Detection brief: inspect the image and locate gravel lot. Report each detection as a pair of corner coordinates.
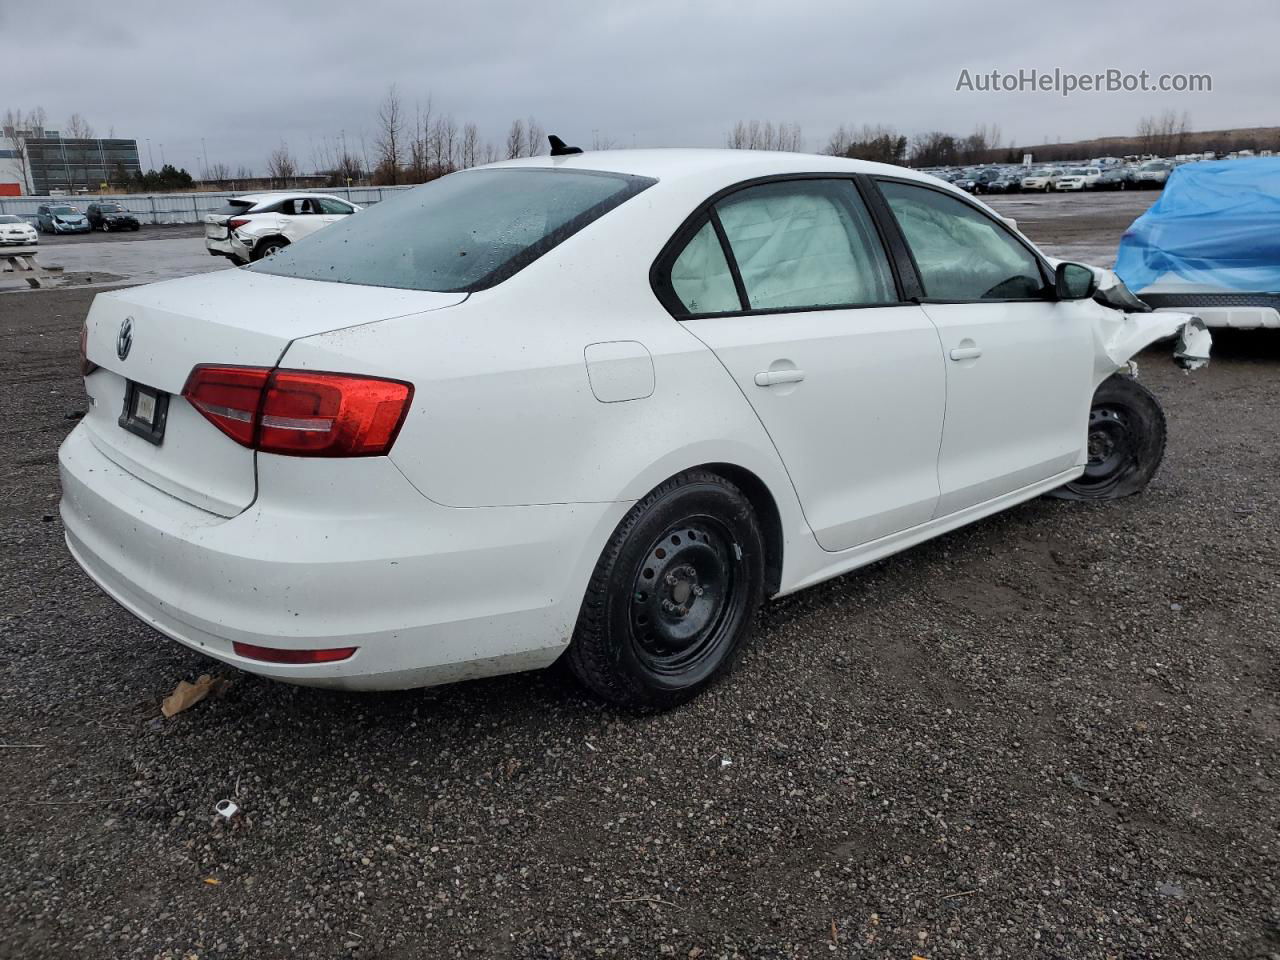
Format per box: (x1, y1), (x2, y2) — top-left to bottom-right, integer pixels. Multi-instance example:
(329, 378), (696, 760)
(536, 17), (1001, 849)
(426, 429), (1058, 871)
(0, 198), (1277, 959)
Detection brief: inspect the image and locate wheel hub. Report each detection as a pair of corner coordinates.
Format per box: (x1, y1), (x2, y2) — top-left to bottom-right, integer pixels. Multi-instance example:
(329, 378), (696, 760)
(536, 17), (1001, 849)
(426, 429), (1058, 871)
(1083, 405), (1132, 479)
(630, 521), (734, 671)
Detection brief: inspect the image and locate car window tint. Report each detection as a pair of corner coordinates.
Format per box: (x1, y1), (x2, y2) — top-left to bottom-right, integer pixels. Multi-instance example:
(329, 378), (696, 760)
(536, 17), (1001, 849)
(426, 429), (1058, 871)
(714, 180), (894, 310)
(668, 220), (740, 314)
(879, 181), (1045, 300)
(251, 168), (655, 293)
(317, 198), (353, 215)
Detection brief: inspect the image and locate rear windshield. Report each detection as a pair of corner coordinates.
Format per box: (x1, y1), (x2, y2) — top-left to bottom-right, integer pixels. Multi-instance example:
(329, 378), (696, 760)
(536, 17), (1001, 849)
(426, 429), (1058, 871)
(249, 167), (656, 293)
(215, 200), (255, 215)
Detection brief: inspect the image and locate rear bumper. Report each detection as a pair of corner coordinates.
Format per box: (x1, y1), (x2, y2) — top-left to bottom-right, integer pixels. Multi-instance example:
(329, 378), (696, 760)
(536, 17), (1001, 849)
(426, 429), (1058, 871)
(205, 234), (251, 262)
(58, 425), (627, 690)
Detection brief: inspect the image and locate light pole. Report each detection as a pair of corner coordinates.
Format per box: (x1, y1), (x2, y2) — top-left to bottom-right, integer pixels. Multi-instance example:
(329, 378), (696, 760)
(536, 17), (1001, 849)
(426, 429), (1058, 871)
(201, 137), (210, 179)
(146, 138), (155, 170)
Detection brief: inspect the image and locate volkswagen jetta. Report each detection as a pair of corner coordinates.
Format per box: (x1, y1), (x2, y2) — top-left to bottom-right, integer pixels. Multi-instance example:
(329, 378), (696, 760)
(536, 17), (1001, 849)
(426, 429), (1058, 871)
(61, 148), (1209, 708)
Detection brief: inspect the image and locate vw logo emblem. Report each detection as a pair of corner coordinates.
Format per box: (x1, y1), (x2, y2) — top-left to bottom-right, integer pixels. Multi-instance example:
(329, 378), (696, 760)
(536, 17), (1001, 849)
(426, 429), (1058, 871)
(116, 317), (133, 361)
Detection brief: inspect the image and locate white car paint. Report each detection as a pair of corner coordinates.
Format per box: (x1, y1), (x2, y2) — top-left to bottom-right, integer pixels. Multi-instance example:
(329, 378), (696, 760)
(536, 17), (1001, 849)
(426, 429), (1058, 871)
(0, 214), (38, 246)
(203, 191), (360, 264)
(1054, 168), (1102, 191)
(61, 149), (1208, 693)
(1020, 167), (1063, 191)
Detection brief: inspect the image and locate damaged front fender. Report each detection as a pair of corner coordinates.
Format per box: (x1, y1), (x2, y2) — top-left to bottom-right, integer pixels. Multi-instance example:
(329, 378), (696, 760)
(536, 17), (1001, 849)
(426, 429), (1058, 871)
(1087, 266), (1212, 384)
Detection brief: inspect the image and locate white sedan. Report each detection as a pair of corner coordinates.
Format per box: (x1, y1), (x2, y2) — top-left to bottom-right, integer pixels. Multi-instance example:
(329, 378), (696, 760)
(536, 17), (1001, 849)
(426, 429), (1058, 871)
(0, 214), (38, 246)
(61, 148), (1209, 708)
(204, 192), (360, 264)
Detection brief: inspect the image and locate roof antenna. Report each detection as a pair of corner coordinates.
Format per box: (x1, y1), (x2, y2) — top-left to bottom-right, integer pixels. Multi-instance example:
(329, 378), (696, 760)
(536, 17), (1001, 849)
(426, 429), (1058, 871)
(548, 134), (583, 156)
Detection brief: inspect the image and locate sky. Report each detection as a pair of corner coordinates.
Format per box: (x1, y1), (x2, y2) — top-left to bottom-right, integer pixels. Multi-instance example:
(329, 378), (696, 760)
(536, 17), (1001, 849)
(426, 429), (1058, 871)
(8, 0), (1276, 175)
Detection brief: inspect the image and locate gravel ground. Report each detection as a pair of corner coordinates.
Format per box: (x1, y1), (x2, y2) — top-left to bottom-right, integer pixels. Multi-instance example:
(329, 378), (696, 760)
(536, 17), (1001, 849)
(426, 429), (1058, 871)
(1, 221), (1278, 957)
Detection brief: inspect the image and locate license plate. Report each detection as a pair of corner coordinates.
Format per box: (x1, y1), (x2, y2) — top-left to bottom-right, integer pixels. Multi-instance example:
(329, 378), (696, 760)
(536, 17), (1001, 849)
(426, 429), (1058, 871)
(118, 381), (170, 445)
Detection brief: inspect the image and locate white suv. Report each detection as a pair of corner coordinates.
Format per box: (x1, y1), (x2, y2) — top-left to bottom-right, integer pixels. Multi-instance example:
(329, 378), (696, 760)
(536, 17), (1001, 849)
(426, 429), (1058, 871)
(204, 192), (360, 265)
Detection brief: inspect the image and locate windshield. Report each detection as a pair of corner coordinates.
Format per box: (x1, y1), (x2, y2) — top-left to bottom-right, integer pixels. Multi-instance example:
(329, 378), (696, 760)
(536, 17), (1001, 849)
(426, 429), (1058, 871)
(1142, 161), (1170, 170)
(1068, 169), (1088, 175)
(251, 167), (656, 293)
(0, 215), (23, 224)
(52, 206), (77, 214)
(100, 204), (125, 212)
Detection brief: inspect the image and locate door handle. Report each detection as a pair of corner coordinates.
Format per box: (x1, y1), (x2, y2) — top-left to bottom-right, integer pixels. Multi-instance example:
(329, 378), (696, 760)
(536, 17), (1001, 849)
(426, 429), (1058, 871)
(949, 345), (983, 361)
(754, 369), (806, 387)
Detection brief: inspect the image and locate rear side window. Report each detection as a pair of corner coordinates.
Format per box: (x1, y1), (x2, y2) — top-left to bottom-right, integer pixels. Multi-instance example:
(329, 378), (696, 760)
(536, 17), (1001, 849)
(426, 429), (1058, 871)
(879, 181), (1045, 301)
(317, 197), (354, 215)
(715, 180), (895, 311)
(669, 221), (740, 314)
(251, 168), (655, 292)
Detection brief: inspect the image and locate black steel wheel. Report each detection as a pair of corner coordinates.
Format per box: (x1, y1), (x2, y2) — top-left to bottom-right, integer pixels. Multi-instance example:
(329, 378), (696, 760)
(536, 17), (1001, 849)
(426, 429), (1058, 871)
(568, 470), (766, 709)
(1049, 374), (1167, 501)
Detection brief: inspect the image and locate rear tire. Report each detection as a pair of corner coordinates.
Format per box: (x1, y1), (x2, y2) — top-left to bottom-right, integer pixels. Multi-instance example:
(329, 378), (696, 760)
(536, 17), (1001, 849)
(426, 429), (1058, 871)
(1049, 374), (1167, 501)
(567, 470), (766, 709)
(251, 237), (289, 261)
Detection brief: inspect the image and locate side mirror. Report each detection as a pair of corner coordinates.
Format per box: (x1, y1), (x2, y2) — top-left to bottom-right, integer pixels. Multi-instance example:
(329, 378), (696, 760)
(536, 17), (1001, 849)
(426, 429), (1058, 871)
(1055, 261), (1098, 301)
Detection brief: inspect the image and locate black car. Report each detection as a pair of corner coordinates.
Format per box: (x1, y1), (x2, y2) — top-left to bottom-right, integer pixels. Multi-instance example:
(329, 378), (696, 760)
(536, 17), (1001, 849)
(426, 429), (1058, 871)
(86, 202), (141, 232)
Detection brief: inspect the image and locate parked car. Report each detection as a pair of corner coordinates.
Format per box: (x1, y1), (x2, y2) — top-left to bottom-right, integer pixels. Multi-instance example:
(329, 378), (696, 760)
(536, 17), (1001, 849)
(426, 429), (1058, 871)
(1118, 156), (1280, 330)
(86, 202), (141, 232)
(1020, 167), (1063, 192)
(1134, 160), (1174, 188)
(63, 149), (1209, 709)
(36, 203), (90, 234)
(1054, 167), (1102, 191)
(204, 192), (360, 265)
(0, 213), (38, 246)
(1096, 167), (1134, 191)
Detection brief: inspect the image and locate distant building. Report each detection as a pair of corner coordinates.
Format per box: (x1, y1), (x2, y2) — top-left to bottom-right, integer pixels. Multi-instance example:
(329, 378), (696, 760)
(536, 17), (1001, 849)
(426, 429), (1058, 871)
(0, 134), (28, 195)
(5, 129), (142, 195)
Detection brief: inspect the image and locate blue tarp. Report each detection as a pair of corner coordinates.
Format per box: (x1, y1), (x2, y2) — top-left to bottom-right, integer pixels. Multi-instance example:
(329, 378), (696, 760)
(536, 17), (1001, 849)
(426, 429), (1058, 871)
(1115, 157), (1280, 293)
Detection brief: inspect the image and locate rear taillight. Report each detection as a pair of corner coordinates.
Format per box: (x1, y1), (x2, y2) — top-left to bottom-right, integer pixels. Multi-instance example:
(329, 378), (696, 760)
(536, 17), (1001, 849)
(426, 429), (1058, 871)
(232, 641), (358, 664)
(182, 365), (412, 457)
(227, 217), (250, 230)
(79, 323), (99, 377)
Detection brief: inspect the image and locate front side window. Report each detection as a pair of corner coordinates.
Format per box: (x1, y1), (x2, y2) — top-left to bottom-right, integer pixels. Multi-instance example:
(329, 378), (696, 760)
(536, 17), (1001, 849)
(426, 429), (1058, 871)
(879, 180), (1045, 301)
(713, 179), (895, 311)
(252, 168), (655, 292)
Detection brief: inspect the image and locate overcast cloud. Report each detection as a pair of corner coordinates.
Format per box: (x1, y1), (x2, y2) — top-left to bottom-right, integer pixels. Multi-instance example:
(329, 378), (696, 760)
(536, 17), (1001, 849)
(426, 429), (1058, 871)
(8, 0), (1276, 174)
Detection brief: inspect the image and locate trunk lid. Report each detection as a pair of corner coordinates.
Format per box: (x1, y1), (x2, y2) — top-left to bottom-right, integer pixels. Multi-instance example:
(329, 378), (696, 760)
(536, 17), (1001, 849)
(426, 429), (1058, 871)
(81, 269), (466, 516)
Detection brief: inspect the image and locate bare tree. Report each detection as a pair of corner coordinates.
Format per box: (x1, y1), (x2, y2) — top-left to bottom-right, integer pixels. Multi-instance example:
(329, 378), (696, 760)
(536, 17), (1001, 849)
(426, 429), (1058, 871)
(461, 123), (480, 169)
(2, 107), (37, 191)
(591, 131), (619, 151)
(908, 131), (960, 167)
(726, 120), (802, 151)
(505, 119), (525, 159)
(206, 161), (231, 182)
(64, 113), (95, 139)
(433, 114), (458, 173)
(375, 84), (404, 184)
(523, 117), (544, 158)
(266, 142), (298, 184)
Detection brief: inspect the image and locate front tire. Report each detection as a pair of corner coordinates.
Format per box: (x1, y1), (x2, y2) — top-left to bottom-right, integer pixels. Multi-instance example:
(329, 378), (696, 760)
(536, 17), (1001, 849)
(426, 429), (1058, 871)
(567, 470), (766, 709)
(1050, 374), (1167, 501)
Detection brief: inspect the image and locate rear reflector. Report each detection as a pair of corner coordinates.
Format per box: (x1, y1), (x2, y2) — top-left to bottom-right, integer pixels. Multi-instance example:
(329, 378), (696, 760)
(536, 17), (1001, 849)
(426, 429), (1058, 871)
(79, 323), (99, 377)
(182, 365), (413, 457)
(232, 642), (358, 664)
